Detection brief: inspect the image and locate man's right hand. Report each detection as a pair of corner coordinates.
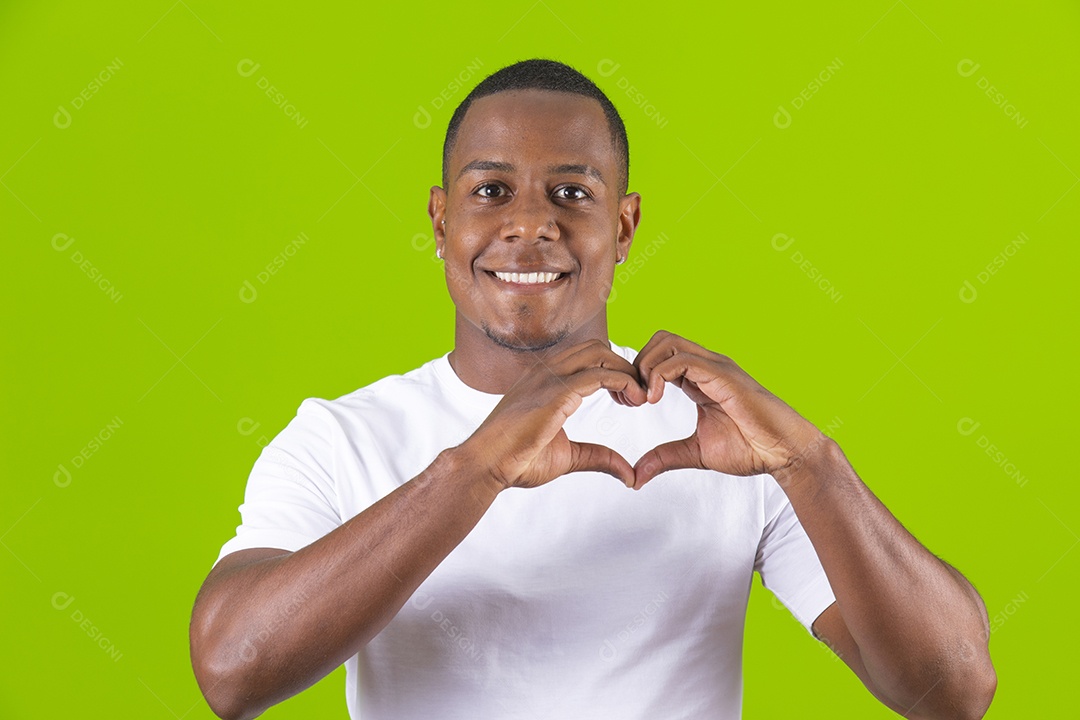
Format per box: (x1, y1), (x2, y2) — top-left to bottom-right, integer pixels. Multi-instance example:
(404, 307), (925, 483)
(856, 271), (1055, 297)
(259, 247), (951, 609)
(458, 340), (648, 491)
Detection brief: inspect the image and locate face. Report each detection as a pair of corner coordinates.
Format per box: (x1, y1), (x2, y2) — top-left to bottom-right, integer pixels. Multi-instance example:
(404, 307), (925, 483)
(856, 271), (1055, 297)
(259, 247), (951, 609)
(429, 89), (640, 353)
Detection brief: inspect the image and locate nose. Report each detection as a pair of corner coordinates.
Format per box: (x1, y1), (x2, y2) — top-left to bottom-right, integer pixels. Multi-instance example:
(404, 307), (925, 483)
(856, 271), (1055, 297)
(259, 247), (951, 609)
(500, 191), (559, 243)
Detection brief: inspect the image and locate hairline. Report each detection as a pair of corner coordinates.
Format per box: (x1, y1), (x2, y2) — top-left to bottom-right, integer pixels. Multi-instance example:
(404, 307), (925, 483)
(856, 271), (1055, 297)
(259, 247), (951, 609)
(442, 88), (628, 195)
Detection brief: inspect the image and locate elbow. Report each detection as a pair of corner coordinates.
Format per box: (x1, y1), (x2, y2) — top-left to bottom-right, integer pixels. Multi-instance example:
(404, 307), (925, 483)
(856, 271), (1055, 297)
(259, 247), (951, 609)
(954, 662), (997, 720)
(191, 654), (260, 720)
(901, 653), (997, 720)
(946, 632), (997, 720)
(190, 612), (264, 720)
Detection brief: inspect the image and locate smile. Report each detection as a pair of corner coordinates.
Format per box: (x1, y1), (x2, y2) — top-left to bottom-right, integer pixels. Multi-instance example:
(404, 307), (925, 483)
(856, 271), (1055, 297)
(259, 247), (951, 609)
(490, 271), (565, 284)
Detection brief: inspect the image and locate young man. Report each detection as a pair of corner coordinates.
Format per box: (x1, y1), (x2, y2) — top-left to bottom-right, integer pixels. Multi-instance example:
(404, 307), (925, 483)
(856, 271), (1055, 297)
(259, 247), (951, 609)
(190, 59), (996, 720)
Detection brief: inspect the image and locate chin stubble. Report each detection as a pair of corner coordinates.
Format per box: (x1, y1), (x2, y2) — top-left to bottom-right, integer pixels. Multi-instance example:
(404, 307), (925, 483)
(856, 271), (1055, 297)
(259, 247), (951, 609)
(480, 320), (571, 353)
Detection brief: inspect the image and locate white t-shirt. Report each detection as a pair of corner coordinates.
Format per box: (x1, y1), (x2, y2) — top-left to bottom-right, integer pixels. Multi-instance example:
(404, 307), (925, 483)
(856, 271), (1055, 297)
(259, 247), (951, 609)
(214, 341), (836, 720)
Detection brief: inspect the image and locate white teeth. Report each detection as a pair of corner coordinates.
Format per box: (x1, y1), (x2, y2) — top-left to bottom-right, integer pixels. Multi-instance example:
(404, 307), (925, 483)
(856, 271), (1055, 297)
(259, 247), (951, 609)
(493, 271), (561, 284)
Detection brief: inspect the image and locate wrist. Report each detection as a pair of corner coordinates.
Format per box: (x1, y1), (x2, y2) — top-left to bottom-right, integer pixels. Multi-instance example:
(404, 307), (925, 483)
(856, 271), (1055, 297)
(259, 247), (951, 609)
(771, 432), (845, 493)
(439, 444), (507, 500)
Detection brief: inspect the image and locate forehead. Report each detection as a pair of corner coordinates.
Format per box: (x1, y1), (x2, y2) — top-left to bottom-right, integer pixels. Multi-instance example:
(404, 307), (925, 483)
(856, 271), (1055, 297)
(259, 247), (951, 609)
(451, 89), (615, 172)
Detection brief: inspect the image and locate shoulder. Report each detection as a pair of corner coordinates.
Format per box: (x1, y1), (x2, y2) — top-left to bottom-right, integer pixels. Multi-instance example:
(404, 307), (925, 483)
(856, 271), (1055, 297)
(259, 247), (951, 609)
(288, 355), (446, 432)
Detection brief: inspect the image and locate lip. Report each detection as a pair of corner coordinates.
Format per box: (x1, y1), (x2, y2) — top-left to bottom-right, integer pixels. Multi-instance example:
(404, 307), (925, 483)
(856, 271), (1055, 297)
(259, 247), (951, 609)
(483, 269), (570, 293)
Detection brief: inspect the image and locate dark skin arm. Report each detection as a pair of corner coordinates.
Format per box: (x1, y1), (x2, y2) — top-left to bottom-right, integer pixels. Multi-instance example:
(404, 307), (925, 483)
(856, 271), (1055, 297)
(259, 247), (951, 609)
(189, 341), (647, 720)
(810, 561), (993, 719)
(629, 330), (996, 720)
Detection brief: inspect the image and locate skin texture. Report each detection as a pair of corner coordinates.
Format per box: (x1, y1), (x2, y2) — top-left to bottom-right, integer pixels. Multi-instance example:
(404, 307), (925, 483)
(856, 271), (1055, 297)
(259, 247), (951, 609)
(189, 88), (996, 720)
(428, 89), (640, 394)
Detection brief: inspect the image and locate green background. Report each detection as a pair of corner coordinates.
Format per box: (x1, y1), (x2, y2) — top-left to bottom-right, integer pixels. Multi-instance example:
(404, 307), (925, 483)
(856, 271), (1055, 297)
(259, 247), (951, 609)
(3, 1), (1076, 717)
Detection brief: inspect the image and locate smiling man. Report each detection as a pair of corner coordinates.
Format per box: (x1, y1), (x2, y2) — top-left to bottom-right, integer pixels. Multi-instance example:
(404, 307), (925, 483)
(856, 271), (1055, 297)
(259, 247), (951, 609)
(190, 59), (996, 720)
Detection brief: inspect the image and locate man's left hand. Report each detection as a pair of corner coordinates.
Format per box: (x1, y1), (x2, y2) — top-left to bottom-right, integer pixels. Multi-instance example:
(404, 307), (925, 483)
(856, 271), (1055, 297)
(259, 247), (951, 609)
(628, 330), (827, 489)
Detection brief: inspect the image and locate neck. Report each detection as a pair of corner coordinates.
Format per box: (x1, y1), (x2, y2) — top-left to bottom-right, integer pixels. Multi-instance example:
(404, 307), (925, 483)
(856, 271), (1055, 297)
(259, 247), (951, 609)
(448, 312), (610, 394)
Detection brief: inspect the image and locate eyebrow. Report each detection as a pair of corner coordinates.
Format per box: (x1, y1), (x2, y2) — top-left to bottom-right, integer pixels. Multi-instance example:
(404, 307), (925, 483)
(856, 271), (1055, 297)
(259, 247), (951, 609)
(457, 160), (606, 185)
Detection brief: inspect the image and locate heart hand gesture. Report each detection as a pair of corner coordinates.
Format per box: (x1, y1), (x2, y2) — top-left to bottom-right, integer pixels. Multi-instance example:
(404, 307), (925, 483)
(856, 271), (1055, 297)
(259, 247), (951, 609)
(460, 340), (648, 491)
(628, 330), (825, 490)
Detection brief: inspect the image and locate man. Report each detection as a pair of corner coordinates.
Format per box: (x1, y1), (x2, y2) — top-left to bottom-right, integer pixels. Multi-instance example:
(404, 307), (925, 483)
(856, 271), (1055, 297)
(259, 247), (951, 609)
(190, 59), (996, 719)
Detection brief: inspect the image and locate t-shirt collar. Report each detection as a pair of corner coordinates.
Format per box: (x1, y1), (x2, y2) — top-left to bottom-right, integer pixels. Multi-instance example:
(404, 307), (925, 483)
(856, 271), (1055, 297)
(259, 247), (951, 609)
(432, 340), (633, 413)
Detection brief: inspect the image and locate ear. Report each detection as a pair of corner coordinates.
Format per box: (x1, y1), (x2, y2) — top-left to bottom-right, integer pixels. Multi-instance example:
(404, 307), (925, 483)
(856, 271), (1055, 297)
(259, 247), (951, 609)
(617, 192), (641, 263)
(428, 185), (447, 257)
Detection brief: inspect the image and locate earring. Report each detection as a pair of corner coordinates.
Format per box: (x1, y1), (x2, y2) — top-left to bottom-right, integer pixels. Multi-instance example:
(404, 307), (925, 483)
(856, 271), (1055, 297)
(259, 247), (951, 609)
(436, 248), (443, 259)
(616, 256), (625, 265)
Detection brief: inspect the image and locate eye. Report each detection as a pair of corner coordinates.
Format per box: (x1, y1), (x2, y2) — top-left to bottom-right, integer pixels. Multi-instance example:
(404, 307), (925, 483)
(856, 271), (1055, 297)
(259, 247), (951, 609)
(553, 185), (590, 201)
(474, 183), (506, 198)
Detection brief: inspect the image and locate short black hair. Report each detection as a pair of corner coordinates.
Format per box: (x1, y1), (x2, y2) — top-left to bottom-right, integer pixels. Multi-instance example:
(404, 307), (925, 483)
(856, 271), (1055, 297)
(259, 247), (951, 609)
(442, 58), (629, 194)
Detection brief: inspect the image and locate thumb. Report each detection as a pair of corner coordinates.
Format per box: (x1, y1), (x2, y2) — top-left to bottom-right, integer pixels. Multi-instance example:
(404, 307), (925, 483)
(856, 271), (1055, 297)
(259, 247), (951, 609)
(633, 434), (704, 490)
(568, 441), (636, 488)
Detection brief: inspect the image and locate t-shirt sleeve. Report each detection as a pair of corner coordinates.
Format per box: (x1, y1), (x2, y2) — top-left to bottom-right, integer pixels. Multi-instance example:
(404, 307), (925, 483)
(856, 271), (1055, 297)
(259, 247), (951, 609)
(754, 475), (836, 636)
(212, 398), (343, 570)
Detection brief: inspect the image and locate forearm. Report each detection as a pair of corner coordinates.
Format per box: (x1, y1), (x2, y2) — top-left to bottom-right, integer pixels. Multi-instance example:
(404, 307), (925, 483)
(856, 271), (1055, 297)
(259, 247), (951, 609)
(191, 446), (502, 720)
(773, 439), (994, 717)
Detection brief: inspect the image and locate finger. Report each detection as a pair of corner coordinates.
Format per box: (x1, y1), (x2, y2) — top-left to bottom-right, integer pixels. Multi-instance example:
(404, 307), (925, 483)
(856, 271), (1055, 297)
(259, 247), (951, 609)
(672, 376), (711, 405)
(634, 332), (715, 402)
(569, 440), (636, 487)
(646, 352), (739, 405)
(554, 341), (648, 398)
(631, 329), (678, 388)
(566, 366), (649, 407)
(632, 435), (703, 490)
